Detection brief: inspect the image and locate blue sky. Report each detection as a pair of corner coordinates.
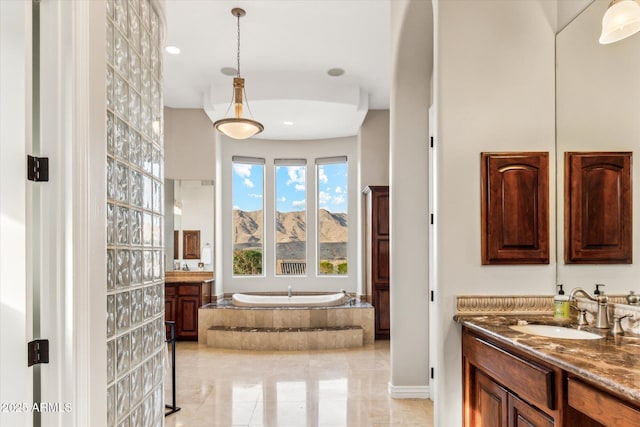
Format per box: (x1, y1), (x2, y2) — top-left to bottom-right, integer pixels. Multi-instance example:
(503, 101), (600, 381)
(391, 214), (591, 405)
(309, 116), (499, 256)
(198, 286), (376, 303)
(232, 162), (348, 213)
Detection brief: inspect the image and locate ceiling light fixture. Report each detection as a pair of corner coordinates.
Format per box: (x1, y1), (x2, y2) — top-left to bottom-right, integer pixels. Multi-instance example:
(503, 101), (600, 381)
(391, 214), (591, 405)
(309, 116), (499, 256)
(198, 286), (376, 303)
(165, 45), (181, 55)
(283, 121), (294, 126)
(599, 0), (640, 44)
(213, 8), (264, 139)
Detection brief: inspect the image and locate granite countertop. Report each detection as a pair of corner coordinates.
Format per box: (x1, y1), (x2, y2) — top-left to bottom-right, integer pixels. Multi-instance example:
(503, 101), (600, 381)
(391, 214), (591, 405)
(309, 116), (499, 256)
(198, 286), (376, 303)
(456, 314), (640, 405)
(165, 271), (214, 283)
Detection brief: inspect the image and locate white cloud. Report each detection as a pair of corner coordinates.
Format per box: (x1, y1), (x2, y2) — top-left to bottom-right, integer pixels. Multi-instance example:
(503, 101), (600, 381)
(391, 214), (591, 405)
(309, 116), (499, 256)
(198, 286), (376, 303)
(292, 200), (306, 207)
(335, 186), (343, 194)
(248, 193), (263, 199)
(319, 168), (328, 184)
(332, 195), (346, 205)
(244, 178), (254, 188)
(233, 163), (252, 178)
(233, 205), (240, 210)
(286, 166), (305, 186)
(319, 191), (331, 206)
(295, 184), (305, 191)
(279, 196), (286, 202)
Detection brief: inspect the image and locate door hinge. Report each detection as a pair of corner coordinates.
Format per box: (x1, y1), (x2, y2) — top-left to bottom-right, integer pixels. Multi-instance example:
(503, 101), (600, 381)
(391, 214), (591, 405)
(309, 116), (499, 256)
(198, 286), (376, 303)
(430, 367), (435, 379)
(27, 155), (49, 182)
(430, 136), (434, 148)
(430, 290), (435, 302)
(27, 339), (49, 367)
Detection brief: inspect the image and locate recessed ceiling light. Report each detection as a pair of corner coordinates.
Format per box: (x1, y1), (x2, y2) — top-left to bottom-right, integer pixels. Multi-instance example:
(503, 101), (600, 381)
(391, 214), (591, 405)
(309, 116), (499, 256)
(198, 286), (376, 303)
(327, 68), (345, 77)
(165, 46), (181, 55)
(283, 121), (294, 126)
(220, 67), (238, 76)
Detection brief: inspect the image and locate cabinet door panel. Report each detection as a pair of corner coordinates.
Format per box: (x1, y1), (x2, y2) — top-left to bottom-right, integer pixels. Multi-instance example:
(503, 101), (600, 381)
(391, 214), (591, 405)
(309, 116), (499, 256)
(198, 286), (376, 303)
(476, 370), (509, 427)
(182, 230), (201, 259)
(374, 192), (389, 236)
(374, 239), (390, 282)
(509, 394), (554, 427)
(481, 152), (549, 264)
(177, 296), (199, 339)
(373, 287), (390, 339)
(565, 152), (632, 263)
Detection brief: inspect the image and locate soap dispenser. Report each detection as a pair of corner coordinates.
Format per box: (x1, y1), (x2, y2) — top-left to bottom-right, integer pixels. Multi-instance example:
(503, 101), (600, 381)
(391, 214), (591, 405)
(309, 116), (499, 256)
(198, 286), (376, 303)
(554, 284), (570, 321)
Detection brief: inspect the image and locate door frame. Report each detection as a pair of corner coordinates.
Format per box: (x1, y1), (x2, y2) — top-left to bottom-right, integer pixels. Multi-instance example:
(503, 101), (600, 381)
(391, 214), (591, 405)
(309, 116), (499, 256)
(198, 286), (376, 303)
(36, 1), (107, 425)
(1, 1), (32, 425)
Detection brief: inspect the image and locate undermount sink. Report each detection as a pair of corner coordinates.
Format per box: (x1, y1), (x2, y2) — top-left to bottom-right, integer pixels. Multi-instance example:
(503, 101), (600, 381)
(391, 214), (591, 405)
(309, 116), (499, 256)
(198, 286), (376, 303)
(509, 324), (603, 340)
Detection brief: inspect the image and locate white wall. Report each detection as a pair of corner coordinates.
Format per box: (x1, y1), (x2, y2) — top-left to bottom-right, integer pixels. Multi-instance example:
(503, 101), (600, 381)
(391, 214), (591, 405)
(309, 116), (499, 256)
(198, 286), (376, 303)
(359, 110), (390, 188)
(434, 1), (556, 425)
(164, 107), (216, 180)
(557, 0), (593, 32)
(389, 0), (432, 398)
(556, 0), (640, 294)
(358, 110), (390, 298)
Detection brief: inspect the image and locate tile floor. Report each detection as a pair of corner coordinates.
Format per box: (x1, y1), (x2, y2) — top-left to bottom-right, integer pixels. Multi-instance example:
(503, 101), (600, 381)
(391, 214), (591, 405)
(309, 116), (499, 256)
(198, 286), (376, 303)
(164, 340), (434, 427)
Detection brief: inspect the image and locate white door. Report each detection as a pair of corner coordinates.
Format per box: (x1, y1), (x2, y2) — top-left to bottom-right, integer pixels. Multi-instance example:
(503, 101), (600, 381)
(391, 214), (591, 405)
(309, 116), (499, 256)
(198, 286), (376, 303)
(2, 2), (107, 426)
(1, 1), (33, 426)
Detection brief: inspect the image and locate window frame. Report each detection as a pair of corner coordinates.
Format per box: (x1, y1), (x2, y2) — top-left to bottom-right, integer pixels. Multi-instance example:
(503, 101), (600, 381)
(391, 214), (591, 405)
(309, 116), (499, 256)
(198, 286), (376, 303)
(231, 156), (266, 278)
(274, 159), (308, 277)
(217, 137), (359, 295)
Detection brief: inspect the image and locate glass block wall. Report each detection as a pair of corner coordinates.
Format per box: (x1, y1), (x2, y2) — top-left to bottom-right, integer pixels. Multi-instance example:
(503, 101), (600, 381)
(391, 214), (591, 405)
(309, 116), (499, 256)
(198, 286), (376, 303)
(106, 0), (165, 426)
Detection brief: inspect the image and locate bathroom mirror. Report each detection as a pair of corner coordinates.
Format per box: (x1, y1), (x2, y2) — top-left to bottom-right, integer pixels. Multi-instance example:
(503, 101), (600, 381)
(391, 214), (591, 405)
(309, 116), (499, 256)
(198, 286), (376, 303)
(165, 179), (214, 271)
(556, 0), (640, 295)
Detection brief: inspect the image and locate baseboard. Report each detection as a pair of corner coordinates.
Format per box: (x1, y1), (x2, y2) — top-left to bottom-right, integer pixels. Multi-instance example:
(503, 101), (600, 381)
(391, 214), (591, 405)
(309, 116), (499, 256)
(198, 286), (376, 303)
(388, 383), (431, 399)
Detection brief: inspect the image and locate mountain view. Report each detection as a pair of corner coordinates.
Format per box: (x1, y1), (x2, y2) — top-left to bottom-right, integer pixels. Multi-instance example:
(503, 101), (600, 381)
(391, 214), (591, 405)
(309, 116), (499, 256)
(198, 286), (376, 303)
(233, 209), (347, 260)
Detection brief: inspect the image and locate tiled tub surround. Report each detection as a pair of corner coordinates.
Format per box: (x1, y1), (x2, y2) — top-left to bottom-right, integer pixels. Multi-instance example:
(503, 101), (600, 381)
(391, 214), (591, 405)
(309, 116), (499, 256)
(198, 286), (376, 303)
(199, 299), (375, 350)
(456, 314), (640, 407)
(106, 0), (165, 426)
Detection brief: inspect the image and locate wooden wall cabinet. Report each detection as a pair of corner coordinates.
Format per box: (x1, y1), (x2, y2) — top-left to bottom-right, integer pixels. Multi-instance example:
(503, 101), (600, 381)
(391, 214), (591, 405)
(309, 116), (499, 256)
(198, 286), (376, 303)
(182, 230), (201, 260)
(481, 152), (549, 265)
(363, 186), (390, 339)
(565, 152), (632, 264)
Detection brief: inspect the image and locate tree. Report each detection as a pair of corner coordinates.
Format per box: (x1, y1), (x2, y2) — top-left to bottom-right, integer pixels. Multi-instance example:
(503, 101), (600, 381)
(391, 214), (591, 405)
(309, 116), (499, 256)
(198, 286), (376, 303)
(233, 249), (262, 275)
(337, 263), (348, 274)
(319, 261), (334, 274)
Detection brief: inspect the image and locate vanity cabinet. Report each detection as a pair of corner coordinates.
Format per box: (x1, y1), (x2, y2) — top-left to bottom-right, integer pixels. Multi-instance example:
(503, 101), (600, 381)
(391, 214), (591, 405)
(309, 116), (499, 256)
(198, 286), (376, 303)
(475, 370), (554, 427)
(567, 377), (640, 426)
(463, 325), (640, 427)
(165, 273), (213, 340)
(463, 328), (558, 427)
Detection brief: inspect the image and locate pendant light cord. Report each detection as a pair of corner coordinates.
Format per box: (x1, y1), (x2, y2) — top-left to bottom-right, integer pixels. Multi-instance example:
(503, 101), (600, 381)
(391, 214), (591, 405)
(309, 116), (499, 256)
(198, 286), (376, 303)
(236, 11), (241, 77)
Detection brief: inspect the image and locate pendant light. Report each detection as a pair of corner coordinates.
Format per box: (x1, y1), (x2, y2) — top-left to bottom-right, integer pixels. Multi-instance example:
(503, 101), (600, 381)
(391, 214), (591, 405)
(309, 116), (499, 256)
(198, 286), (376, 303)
(599, 0), (640, 44)
(213, 8), (264, 139)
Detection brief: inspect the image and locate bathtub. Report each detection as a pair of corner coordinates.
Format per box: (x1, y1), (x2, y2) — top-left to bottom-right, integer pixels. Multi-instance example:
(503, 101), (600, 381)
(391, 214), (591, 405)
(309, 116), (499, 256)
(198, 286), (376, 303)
(231, 292), (347, 307)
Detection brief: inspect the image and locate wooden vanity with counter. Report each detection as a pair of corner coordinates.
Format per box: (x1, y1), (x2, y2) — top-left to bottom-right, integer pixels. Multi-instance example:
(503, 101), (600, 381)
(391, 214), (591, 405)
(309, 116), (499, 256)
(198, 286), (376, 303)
(165, 271), (214, 340)
(458, 315), (640, 427)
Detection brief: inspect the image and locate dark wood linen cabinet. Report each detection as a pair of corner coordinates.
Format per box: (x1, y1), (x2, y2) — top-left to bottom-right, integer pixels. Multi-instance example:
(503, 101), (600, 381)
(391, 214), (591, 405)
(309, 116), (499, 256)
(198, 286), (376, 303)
(364, 186), (390, 340)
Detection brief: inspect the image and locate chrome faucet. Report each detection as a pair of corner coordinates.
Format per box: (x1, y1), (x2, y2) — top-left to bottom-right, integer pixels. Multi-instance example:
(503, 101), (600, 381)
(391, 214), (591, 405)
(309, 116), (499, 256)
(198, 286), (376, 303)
(288, 285), (292, 298)
(569, 287), (610, 329)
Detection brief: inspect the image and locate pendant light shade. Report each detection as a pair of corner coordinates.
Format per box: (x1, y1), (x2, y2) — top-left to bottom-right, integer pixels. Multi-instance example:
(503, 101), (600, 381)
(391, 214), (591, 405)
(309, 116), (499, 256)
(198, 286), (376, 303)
(599, 0), (640, 44)
(213, 8), (264, 139)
